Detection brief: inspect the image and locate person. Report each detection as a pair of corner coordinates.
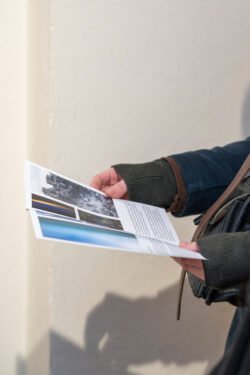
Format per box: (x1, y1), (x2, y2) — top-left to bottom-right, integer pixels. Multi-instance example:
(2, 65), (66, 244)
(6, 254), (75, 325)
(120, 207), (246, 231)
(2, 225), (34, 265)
(90, 137), (250, 349)
(209, 281), (250, 375)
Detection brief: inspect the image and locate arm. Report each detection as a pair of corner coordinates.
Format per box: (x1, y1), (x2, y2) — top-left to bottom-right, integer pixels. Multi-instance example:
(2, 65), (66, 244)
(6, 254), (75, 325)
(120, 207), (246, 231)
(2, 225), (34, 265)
(112, 138), (250, 216)
(169, 137), (250, 216)
(198, 231), (250, 289)
(91, 158), (180, 210)
(91, 140), (250, 290)
(177, 231), (250, 290)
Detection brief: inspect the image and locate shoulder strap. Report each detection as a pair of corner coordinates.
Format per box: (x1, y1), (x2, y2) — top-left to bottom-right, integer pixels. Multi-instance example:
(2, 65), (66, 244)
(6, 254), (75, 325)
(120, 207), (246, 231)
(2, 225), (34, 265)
(177, 154), (250, 320)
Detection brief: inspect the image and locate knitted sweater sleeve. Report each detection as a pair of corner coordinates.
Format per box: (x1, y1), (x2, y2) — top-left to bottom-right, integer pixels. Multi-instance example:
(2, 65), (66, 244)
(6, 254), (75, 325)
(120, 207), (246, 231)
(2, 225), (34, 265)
(198, 231), (250, 289)
(113, 158), (184, 212)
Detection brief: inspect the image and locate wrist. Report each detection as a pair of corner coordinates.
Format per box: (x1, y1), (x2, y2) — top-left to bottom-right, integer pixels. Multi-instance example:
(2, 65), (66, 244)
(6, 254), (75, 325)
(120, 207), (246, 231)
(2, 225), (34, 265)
(113, 159), (178, 210)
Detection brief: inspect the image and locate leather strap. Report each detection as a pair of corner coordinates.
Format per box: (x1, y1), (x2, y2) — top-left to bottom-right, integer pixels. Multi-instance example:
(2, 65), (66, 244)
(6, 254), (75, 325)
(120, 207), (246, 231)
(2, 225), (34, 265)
(176, 154), (250, 320)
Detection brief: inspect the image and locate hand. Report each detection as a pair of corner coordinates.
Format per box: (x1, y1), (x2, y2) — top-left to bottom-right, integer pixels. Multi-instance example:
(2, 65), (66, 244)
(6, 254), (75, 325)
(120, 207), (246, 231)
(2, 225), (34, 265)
(90, 168), (129, 199)
(172, 241), (205, 280)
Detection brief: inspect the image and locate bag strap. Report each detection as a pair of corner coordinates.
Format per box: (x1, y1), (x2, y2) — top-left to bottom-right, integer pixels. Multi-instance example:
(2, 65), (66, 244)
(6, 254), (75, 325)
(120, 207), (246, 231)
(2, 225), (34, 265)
(176, 154), (250, 320)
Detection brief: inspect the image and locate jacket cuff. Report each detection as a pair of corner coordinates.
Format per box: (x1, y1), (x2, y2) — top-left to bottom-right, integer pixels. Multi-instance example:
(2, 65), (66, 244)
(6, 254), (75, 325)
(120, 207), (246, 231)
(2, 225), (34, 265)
(197, 232), (250, 289)
(165, 157), (188, 213)
(113, 159), (178, 210)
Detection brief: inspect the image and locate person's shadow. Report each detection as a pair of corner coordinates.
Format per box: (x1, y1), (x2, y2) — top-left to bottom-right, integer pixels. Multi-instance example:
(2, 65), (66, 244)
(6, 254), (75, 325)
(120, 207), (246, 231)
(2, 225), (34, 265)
(241, 86), (250, 137)
(16, 282), (231, 375)
(80, 284), (229, 375)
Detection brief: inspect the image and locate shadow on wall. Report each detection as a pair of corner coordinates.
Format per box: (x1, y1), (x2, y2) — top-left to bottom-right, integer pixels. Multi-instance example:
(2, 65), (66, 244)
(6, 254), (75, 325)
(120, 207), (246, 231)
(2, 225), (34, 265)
(241, 86), (250, 138)
(16, 282), (228, 375)
(16, 360), (26, 375)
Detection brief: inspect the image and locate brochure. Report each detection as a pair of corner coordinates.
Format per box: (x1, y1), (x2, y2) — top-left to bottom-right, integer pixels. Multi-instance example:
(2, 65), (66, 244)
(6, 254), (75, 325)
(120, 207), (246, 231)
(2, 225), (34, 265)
(25, 161), (205, 260)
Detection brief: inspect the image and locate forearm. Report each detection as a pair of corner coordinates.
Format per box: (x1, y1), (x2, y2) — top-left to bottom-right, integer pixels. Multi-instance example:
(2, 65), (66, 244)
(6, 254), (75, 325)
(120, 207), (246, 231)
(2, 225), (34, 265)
(113, 158), (182, 211)
(198, 231), (250, 289)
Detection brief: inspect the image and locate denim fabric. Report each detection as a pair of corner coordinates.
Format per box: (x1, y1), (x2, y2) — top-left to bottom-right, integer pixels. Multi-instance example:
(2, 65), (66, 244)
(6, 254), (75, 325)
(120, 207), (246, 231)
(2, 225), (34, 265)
(171, 137), (250, 216)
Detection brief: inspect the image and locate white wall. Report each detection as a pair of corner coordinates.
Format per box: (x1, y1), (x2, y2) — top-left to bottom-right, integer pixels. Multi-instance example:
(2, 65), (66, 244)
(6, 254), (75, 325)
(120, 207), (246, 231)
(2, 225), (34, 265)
(25, 1), (51, 374)
(2, 1), (250, 375)
(0, 1), (28, 374)
(44, 2), (250, 374)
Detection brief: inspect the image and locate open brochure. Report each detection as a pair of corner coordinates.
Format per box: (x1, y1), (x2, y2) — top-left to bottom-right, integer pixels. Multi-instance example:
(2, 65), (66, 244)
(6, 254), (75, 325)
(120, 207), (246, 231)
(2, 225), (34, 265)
(25, 161), (205, 260)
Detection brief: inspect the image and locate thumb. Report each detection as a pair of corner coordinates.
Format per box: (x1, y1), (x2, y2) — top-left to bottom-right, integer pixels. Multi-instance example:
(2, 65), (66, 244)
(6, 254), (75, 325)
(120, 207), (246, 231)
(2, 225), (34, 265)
(104, 180), (128, 199)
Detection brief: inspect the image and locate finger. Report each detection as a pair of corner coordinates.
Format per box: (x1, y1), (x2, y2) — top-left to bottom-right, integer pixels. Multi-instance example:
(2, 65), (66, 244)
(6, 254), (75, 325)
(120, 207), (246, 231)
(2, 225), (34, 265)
(179, 242), (189, 248)
(172, 257), (205, 279)
(179, 260), (205, 280)
(171, 257), (186, 268)
(104, 180), (128, 199)
(183, 265), (205, 280)
(179, 241), (200, 252)
(90, 169), (115, 190)
(182, 260), (203, 270)
(173, 257), (195, 268)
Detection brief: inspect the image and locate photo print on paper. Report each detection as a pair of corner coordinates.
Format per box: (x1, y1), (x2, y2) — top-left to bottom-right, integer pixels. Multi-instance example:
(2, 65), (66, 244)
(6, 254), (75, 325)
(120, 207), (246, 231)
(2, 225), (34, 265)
(29, 163), (118, 218)
(38, 216), (142, 252)
(32, 194), (76, 219)
(42, 172), (118, 217)
(34, 209), (81, 222)
(78, 209), (123, 231)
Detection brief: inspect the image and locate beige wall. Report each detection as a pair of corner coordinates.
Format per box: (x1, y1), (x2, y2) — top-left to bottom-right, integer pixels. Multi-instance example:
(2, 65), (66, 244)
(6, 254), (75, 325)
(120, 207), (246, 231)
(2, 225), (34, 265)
(0, 1), (28, 375)
(2, 1), (250, 374)
(25, 1), (51, 374)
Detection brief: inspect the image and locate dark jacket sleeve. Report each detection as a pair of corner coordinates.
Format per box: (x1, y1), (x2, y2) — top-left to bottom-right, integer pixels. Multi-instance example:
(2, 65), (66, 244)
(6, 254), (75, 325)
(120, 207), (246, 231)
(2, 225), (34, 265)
(170, 137), (250, 216)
